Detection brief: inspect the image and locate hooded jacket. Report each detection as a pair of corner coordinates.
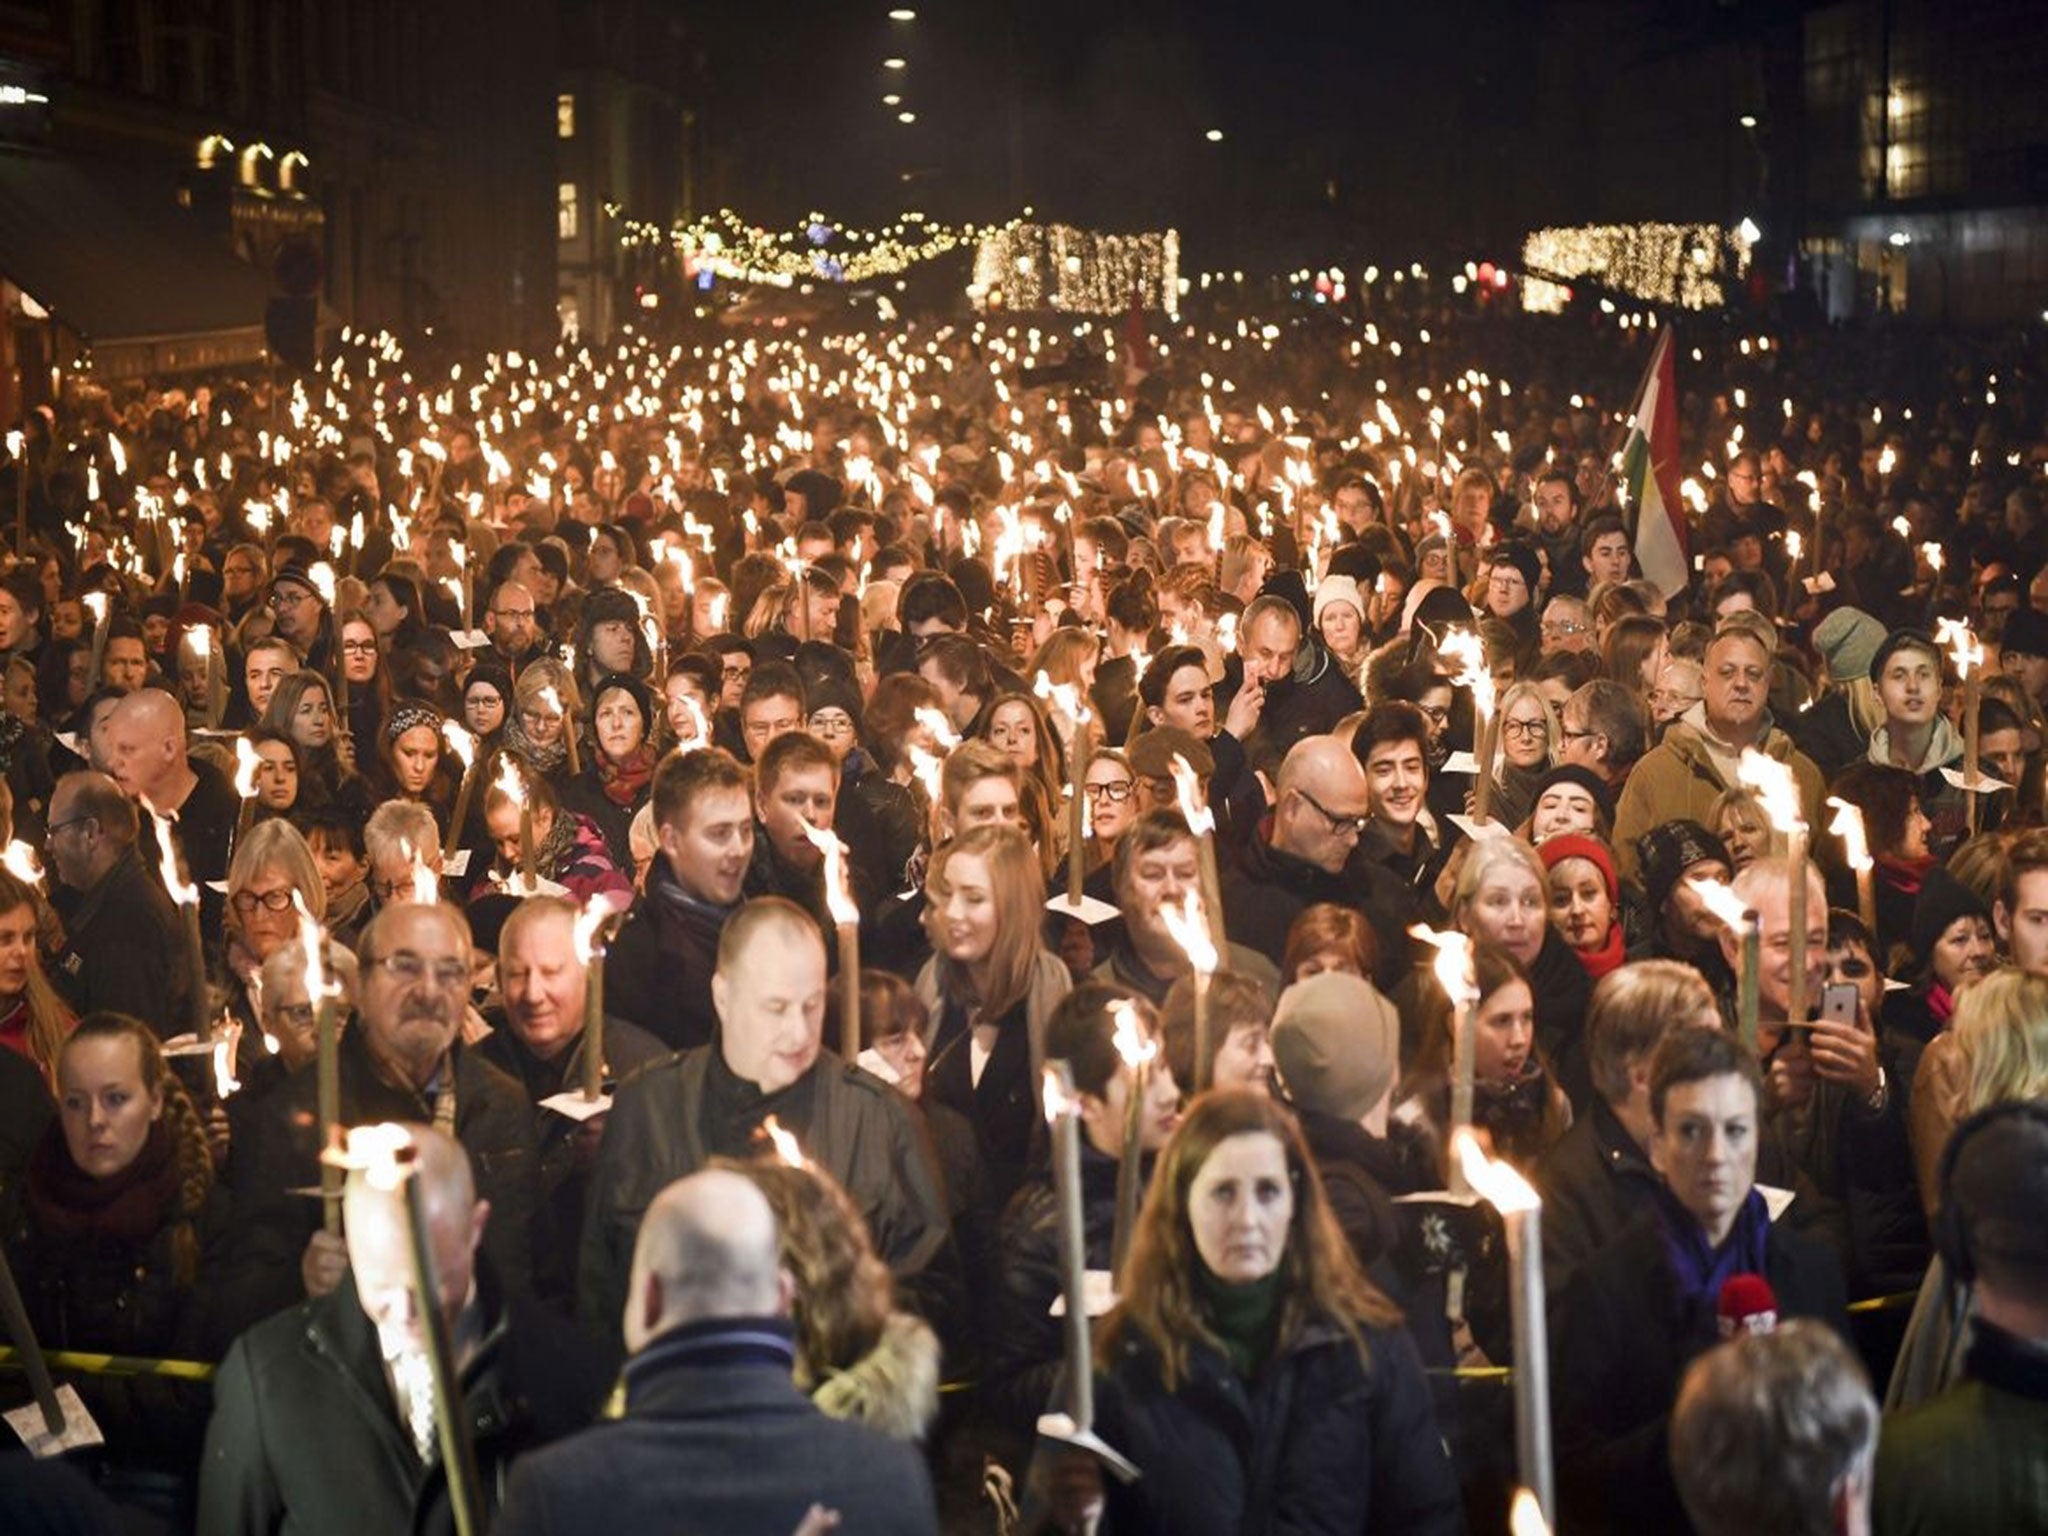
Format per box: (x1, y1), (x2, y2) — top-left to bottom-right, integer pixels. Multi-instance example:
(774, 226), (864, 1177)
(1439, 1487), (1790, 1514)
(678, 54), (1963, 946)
(1611, 706), (1824, 884)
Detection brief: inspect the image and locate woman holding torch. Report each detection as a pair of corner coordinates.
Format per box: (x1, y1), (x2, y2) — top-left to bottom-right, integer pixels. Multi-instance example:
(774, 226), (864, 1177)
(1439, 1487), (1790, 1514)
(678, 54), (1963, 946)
(1046, 1090), (1460, 1535)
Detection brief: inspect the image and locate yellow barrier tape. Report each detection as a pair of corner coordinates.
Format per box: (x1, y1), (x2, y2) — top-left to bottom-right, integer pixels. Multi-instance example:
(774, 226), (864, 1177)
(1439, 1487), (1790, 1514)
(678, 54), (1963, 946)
(0, 1346), (215, 1382)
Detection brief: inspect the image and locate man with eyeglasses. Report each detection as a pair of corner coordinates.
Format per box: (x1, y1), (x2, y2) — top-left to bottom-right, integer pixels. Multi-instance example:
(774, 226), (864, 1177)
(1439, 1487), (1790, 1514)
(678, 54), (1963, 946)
(265, 562), (331, 669)
(219, 542), (269, 622)
(43, 770), (195, 1036)
(485, 579), (547, 673)
(1539, 595), (1598, 659)
(1220, 736), (1419, 993)
(214, 901), (541, 1340)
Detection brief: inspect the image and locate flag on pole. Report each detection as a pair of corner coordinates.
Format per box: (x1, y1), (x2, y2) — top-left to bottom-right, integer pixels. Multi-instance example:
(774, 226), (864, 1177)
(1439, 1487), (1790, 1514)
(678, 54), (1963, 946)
(1620, 328), (1687, 597)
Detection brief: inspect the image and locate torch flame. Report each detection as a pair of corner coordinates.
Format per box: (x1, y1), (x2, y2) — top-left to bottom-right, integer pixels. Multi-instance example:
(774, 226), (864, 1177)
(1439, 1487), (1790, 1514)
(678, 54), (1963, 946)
(798, 823), (860, 926)
(1041, 1064), (1082, 1124)
(906, 745), (944, 803)
(572, 891), (630, 964)
(1032, 671), (1091, 729)
(213, 1025), (242, 1099)
(308, 562), (337, 605)
(1, 840), (40, 885)
(326, 1122), (416, 1191)
(1438, 626), (1494, 721)
(1736, 749), (1804, 835)
(760, 1114), (805, 1168)
(1509, 1487), (1552, 1536)
(440, 720), (477, 771)
(1169, 752), (1216, 836)
(1933, 616), (1982, 681)
(1410, 924), (1477, 1005)
(1826, 797), (1872, 873)
(142, 800), (198, 908)
(234, 736), (264, 798)
(1109, 1000), (1158, 1071)
(1452, 1127), (1541, 1214)
(1686, 874), (1754, 935)
(1160, 891), (1219, 976)
(492, 755), (528, 807)
(913, 707), (961, 752)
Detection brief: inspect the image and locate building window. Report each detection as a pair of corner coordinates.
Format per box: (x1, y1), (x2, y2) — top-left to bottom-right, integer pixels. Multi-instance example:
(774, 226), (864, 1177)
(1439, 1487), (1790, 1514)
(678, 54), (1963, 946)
(557, 93), (575, 138)
(558, 181), (579, 241)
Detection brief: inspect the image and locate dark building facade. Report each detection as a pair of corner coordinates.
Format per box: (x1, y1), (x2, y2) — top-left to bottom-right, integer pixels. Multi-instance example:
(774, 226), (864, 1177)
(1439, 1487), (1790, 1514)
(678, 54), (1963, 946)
(0, 0), (556, 412)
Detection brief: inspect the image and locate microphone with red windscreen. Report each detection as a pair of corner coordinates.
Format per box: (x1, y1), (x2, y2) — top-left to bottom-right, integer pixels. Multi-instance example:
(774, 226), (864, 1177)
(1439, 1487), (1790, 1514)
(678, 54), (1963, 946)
(1716, 1273), (1779, 1338)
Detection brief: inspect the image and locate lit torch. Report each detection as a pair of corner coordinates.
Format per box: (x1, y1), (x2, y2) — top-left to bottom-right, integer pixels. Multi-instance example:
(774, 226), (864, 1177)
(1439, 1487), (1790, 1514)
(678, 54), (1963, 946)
(1439, 627), (1497, 824)
(1827, 796), (1877, 937)
(572, 892), (630, 1101)
(1413, 925), (1479, 1191)
(1689, 874), (1762, 1051)
(1108, 1000), (1159, 1281)
(799, 822), (863, 1064)
(1739, 748), (1812, 1029)
(1160, 890), (1219, 1091)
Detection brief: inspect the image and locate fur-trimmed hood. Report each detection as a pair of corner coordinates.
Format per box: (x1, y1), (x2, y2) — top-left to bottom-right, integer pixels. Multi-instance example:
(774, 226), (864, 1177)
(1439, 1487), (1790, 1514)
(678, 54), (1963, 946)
(810, 1310), (941, 1443)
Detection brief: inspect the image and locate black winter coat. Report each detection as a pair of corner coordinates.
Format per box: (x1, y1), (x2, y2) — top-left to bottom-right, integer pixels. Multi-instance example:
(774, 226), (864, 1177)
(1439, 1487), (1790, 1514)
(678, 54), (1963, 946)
(599, 860), (728, 1052)
(983, 1141), (1119, 1442)
(47, 846), (198, 1040)
(1222, 832), (1419, 997)
(1091, 1316), (1462, 1536)
(209, 1027), (540, 1351)
(1552, 1206), (1850, 1535)
(198, 1267), (609, 1536)
(578, 1047), (952, 1347)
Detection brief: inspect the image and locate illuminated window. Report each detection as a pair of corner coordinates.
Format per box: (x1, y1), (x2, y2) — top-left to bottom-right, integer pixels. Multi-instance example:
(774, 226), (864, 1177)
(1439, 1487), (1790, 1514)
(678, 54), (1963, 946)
(557, 93), (575, 138)
(558, 181), (579, 241)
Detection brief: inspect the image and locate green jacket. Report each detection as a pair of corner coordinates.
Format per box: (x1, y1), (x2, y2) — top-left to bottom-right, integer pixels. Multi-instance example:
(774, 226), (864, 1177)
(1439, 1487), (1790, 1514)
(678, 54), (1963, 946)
(1874, 1317), (2048, 1535)
(1612, 712), (1824, 884)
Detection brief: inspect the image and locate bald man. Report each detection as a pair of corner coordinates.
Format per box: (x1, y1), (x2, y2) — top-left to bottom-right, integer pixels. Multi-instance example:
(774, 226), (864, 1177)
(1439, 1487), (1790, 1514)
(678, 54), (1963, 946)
(579, 897), (950, 1348)
(211, 903), (542, 1346)
(1218, 734), (1421, 993)
(103, 686), (238, 912)
(500, 1169), (938, 1536)
(201, 1127), (609, 1536)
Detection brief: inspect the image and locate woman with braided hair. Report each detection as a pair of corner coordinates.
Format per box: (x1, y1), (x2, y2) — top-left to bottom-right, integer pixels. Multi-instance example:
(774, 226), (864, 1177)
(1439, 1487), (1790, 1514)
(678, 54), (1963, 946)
(3, 1012), (228, 1503)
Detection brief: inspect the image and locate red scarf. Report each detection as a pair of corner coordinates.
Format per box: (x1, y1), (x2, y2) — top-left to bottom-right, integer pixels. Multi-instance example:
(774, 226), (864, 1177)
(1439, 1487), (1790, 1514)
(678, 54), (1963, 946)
(0, 998), (31, 1062)
(1574, 922), (1629, 982)
(1878, 852), (1937, 899)
(597, 743), (659, 808)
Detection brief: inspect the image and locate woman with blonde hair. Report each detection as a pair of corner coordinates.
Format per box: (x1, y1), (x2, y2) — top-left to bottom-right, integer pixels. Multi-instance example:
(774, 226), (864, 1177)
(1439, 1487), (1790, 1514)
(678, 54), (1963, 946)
(1491, 679), (1557, 830)
(221, 818), (327, 1044)
(0, 865), (73, 1083)
(501, 656), (583, 790)
(915, 823), (1070, 1206)
(1048, 1089), (1460, 1534)
(1889, 967), (2048, 1409)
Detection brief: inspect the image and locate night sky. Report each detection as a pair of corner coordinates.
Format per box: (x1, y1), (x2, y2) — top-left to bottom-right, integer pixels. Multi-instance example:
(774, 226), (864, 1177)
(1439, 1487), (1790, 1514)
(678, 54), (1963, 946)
(684, 0), (1546, 267)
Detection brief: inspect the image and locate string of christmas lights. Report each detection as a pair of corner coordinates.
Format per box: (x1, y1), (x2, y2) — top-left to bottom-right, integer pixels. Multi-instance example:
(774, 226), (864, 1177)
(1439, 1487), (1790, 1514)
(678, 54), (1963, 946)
(1519, 222), (1757, 312)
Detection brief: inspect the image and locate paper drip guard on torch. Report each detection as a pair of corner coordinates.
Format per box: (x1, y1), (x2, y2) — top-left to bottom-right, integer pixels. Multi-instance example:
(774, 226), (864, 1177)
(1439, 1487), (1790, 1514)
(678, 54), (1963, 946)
(1036, 1061), (1139, 1484)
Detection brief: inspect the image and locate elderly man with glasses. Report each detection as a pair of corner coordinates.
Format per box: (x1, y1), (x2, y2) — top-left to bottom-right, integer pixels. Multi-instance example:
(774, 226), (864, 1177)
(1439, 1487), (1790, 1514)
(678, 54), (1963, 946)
(43, 769), (198, 1036)
(210, 900), (541, 1347)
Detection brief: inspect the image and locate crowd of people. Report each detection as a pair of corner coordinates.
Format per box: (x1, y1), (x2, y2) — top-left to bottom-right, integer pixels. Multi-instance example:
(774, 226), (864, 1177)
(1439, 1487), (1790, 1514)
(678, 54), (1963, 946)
(0, 284), (2045, 1535)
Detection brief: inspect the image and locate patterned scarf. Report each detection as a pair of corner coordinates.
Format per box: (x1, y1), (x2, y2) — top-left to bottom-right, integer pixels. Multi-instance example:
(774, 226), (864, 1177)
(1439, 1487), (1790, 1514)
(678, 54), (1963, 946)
(597, 742), (659, 808)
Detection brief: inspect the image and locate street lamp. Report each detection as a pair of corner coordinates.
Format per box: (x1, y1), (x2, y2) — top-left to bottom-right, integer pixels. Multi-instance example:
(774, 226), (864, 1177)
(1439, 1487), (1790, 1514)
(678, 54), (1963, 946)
(889, 7), (917, 17)
(1204, 128), (1224, 142)
(1738, 114), (1758, 129)
(898, 111), (917, 124)
(883, 57), (906, 69)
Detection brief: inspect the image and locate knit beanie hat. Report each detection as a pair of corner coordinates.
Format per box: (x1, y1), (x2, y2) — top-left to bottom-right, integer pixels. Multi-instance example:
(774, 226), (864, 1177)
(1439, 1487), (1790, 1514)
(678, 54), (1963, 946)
(1271, 972), (1401, 1122)
(1910, 865), (1990, 969)
(1812, 607), (1886, 686)
(1538, 832), (1619, 901)
(1531, 762), (1616, 830)
(1637, 819), (1733, 912)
